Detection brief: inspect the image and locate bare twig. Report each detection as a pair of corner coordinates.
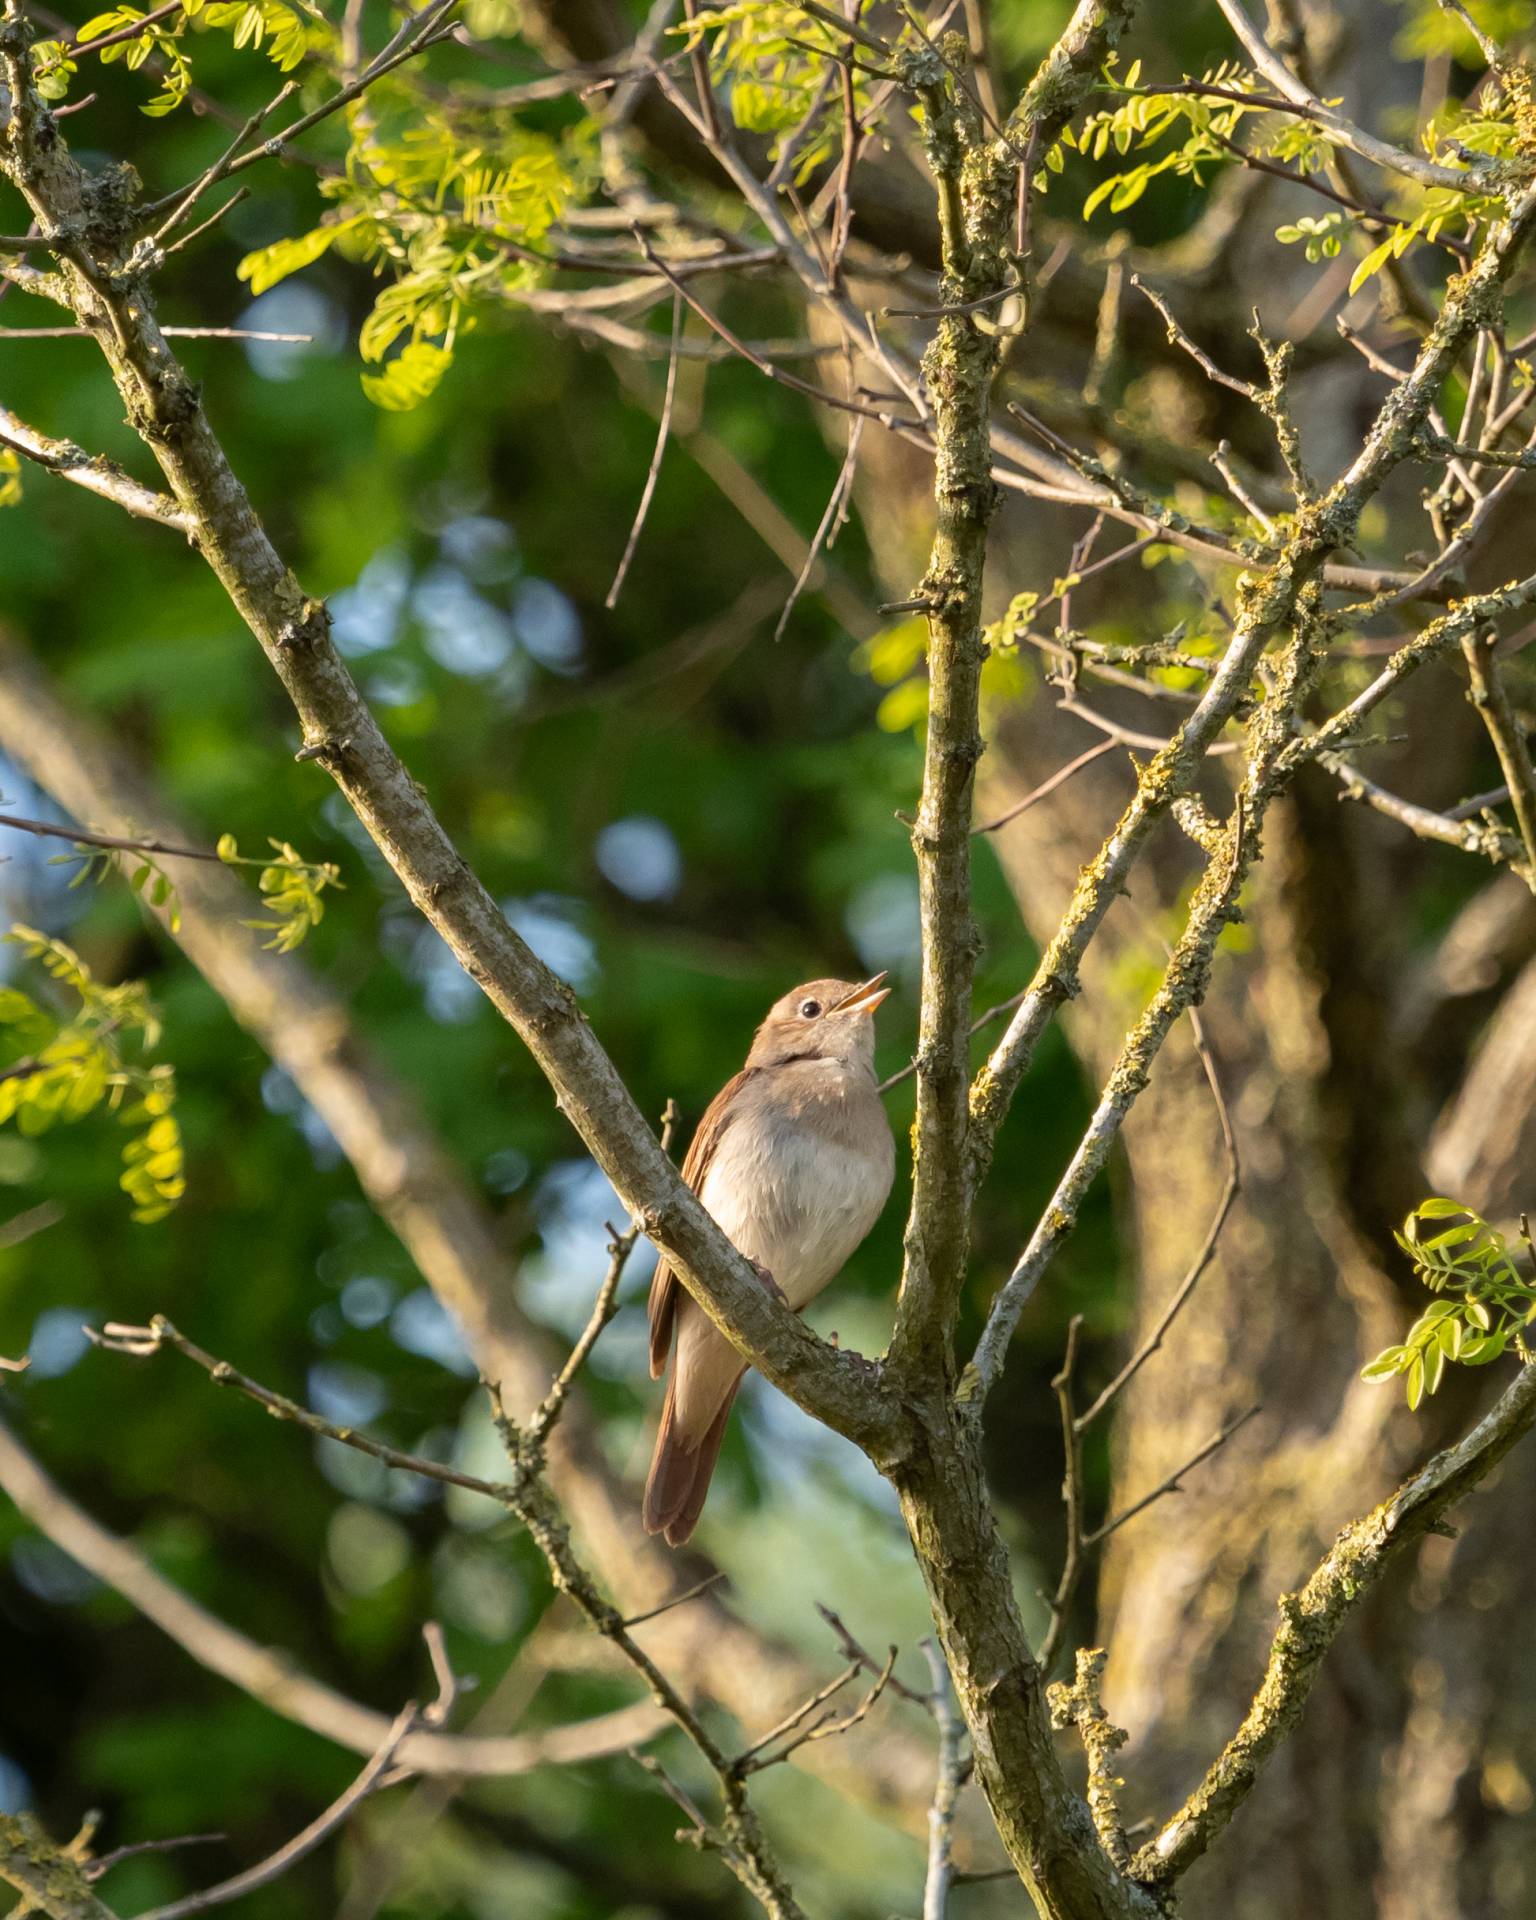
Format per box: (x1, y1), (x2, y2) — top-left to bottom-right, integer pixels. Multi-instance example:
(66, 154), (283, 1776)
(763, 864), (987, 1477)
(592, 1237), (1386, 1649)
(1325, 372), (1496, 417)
(1073, 1009), (1239, 1429)
(1129, 274), (1257, 398)
(972, 739), (1121, 834)
(135, 1704), (419, 1920)
(1039, 1315), (1085, 1670)
(89, 1317), (523, 1501)
(0, 1414), (664, 1778)
(1137, 1358), (1536, 1883)
(149, 81), (299, 247)
(1082, 1406), (1259, 1545)
(0, 406), (192, 532)
(774, 413), (864, 642)
(1326, 755), (1528, 872)
(619, 1570), (729, 1630)
(1461, 625), (1536, 886)
(920, 1639), (965, 1920)
(1047, 1650), (1129, 1871)
(0, 810), (215, 864)
(85, 1835), (223, 1884)
(606, 291), (684, 609)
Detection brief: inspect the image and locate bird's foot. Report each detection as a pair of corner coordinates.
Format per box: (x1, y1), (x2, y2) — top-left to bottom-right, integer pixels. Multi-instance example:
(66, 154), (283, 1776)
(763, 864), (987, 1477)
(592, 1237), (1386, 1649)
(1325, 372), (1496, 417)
(828, 1332), (882, 1380)
(750, 1259), (789, 1308)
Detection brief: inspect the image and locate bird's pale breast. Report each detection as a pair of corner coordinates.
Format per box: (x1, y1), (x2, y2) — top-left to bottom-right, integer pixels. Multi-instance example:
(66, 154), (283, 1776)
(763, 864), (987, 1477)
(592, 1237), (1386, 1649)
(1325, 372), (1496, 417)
(695, 1060), (894, 1312)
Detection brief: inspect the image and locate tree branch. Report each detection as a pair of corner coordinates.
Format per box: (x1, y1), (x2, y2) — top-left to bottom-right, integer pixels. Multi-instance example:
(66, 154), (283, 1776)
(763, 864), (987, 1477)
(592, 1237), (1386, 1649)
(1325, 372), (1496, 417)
(1135, 1358), (1536, 1884)
(0, 1413), (665, 1776)
(0, 1815), (120, 1920)
(1461, 624), (1536, 887)
(966, 177), (1536, 1296)
(0, 18), (905, 1470)
(0, 633), (942, 1833)
(0, 402), (193, 532)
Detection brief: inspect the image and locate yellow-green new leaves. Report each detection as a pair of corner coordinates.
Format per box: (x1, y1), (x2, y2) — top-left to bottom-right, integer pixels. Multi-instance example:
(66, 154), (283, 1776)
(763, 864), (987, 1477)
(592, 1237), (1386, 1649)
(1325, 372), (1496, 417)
(237, 218), (364, 297)
(855, 611), (1026, 736)
(197, 0), (314, 72)
(235, 101), (589, 410)
(69, 0), (322, 114)
(0, 450), (21, 509)
(677, 4), (882, 185)
(74, 4), (192, 114)
(359, 340), (452, 410)
(216, 835), (342, 951)
(1072, 58), (1303, 218)
(28, 39), (77, 100)
(0, 926), (184, 1223)
(1275, 212), (1348, 261)
(1363, 1199), (1535, 1407)
(51, 844), (183, 933)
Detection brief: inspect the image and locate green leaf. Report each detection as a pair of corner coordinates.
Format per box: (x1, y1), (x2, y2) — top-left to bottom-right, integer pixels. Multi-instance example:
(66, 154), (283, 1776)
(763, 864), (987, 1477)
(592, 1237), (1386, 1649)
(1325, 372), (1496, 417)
(1348, 234), (1397, 296)
(1083, 172), (1125, 219)
(237, 222), (350, 296)
(1361, 1347), (1407, 1381)
(360, 340), (453, 412)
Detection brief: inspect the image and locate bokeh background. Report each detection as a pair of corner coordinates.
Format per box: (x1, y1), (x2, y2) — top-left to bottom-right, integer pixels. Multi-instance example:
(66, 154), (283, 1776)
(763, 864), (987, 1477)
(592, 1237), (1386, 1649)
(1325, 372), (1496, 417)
(3, 1), (1536, 1916)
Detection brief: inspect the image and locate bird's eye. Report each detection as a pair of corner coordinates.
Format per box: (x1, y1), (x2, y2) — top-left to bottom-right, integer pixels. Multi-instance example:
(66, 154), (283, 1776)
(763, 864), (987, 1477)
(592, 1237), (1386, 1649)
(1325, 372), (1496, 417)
(799, 999), (822, 1019)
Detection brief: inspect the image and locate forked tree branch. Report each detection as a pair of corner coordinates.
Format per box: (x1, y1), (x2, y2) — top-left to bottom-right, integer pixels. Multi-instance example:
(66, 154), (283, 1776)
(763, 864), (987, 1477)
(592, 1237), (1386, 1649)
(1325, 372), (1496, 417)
(0, 632), (943, 1832)
(0, 1816), (119, 1920)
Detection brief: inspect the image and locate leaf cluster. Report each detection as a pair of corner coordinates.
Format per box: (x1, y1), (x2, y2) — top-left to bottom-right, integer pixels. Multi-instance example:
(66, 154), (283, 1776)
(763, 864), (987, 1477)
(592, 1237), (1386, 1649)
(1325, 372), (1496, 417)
(679, 3), (884, 186)
(62, 0), (321, 117)
(1065, 57), (1333, 219)
(0, 925), (184, 1222)
(236, 91), (591, 410)
(1362, 1199), (1535, 1407)
(216, 833), (343, 951)
(50, 844), (183, 931)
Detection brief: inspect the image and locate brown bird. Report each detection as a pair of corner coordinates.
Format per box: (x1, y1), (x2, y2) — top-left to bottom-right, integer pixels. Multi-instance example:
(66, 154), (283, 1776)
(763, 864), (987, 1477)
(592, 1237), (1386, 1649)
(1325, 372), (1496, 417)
(643, 974), (895, 1546)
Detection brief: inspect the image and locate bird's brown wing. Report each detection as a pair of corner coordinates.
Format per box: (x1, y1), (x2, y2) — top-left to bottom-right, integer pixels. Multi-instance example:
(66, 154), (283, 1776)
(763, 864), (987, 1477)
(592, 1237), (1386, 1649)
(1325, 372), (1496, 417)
(647, 1067), (756, 1379)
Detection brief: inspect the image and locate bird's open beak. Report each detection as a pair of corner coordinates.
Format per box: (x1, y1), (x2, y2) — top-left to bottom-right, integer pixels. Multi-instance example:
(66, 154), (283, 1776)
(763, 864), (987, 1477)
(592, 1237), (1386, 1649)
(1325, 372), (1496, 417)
(833, 971), (891, 1017)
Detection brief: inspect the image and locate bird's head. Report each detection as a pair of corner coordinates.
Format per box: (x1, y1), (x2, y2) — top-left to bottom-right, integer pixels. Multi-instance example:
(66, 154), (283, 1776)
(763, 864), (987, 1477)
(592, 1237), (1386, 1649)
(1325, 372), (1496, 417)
(747, 973), (891, 1072)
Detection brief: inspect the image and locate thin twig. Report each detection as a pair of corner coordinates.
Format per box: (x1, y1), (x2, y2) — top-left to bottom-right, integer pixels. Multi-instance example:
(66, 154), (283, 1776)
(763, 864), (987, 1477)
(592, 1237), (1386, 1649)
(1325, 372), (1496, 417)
(618, 1570), (729, 1631)
(85, 1835), (224, 1883)
(1039, 1315), (1084, 1670)
(1130, 274), (1257, 399)
(731, 1665), (861, 1771)
(134, 1705), (419, 1920)
(814, 1604), (927, 1704)
(0, 811), (216, 863)
(1461, 625), (1536, 886)
(877, 986), (1028, 1096)
(149, 82), (299, 247)
(606, 291), (683, 609)
(971, 740), (1120, 834)
(2, 326), (313, 341)
(1083, 1406), (1259, 1546)
(920, 1639), (964, 1920)
(88, 1318), (522, 1502)
(1073, 1008), (1239, 1429)
(774, 413), (864, 642)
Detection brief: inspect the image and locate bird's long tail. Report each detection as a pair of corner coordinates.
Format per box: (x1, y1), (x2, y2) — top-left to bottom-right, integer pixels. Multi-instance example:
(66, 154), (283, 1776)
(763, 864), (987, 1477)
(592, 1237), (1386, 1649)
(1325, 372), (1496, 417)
(643, 1364), (743, 1547)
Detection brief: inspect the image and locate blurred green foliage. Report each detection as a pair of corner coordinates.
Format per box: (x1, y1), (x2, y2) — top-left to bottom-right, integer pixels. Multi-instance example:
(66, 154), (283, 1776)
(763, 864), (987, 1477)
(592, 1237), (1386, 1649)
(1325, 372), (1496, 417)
(0, 5), (1130, 1913)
